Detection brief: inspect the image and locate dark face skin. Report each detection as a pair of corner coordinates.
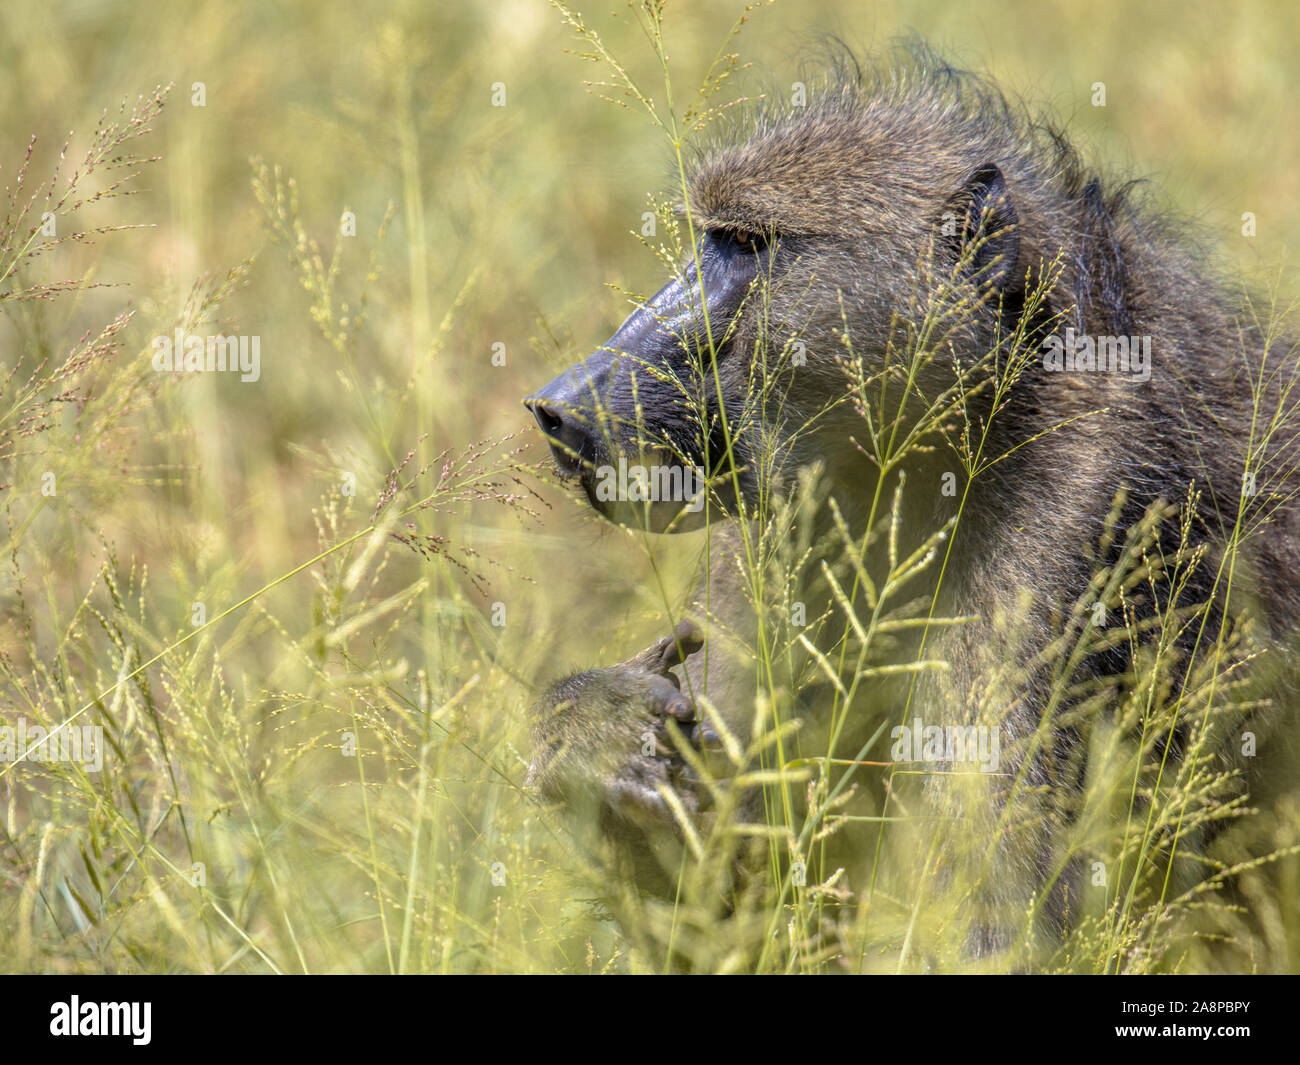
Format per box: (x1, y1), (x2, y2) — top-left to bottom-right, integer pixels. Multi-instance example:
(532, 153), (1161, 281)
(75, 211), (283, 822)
(524, 228), (774, 532)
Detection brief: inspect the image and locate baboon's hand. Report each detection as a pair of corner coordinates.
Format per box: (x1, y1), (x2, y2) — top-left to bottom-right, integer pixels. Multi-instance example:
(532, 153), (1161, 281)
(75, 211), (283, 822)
(526, 620), (712, 827)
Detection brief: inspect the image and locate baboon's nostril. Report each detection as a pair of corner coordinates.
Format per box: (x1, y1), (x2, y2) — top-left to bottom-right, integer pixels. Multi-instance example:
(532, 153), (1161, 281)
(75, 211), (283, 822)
(528, 399), (564, 438)
(524, 395), (589, 476)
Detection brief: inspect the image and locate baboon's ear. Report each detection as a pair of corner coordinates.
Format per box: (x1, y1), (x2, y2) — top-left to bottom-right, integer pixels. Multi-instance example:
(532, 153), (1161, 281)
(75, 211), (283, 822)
(944, 163), (1020, 293)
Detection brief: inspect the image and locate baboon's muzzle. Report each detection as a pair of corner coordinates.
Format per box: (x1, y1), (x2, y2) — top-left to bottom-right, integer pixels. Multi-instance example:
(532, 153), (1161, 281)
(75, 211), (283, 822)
(524, 271), (699, 469)
(523, 348), (619, 479)
(525, 243), (759, 530)
(524, 290), (697, 530)
(526, 249), (749, 449)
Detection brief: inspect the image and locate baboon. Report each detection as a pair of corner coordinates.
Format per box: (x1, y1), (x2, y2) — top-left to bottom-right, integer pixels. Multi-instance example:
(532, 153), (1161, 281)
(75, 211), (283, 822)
(523, 42), (1300, 961)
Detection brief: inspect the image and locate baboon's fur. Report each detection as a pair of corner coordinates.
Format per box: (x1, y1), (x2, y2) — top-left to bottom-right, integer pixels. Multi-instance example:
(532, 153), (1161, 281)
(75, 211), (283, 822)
(524, 42), (1300, 957)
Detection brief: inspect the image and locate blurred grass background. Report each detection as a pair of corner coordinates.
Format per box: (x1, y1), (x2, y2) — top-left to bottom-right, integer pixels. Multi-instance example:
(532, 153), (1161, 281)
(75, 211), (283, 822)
(0, 0), (1296, 973)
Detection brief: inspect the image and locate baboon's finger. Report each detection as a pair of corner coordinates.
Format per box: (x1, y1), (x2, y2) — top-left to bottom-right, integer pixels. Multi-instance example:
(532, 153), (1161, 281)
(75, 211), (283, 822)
(622, 619), (704, 675)
(690, 722), (721, 751)
(642, 673), (695, 722)
(654, 619), (705, 672)
(621, 638), (676, 674)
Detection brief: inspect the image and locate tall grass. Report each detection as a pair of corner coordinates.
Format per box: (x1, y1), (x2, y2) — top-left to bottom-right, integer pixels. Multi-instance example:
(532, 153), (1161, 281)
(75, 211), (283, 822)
(1, 0), (1298, 974)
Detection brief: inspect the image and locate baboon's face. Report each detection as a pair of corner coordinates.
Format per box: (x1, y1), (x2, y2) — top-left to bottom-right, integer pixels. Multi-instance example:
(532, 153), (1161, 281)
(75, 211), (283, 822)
(524, 227), (776, 532)
(525, 108), (1020, 533)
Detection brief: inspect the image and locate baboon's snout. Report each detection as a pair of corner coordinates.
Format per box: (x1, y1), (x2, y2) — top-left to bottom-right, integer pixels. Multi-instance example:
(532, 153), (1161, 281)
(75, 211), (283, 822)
(523, 390), (592, 476)
(527, 258), (729, 476)
(525, 287), (689, 478)
(523, 354), (616, 477)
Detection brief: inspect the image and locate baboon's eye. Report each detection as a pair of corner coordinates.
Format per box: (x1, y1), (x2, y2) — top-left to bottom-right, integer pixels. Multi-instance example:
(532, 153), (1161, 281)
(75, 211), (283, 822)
(711, 227), (770, 253)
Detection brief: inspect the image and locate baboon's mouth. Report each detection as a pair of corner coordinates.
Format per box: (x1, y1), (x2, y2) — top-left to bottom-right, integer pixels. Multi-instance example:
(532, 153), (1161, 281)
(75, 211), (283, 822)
(570, 450), (714, 534)
(524, 387), (745, 532)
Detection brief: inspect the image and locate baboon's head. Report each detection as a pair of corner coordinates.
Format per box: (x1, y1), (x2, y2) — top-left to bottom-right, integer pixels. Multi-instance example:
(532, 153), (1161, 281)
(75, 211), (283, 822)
(527, 47), (1041, 533)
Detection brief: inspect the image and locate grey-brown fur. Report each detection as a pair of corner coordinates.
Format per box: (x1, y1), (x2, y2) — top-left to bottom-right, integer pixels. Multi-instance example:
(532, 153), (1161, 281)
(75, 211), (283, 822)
(523, 41), (1300, 951)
